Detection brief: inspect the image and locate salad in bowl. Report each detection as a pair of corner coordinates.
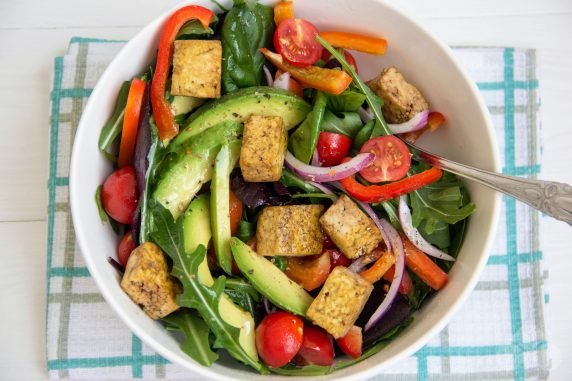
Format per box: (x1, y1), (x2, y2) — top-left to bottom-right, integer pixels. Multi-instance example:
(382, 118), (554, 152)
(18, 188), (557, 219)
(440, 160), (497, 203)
(91, 0), (480, 376)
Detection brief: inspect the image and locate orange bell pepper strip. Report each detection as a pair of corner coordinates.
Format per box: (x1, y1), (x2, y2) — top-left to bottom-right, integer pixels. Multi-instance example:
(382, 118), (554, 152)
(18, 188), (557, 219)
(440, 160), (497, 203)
(360, 250), (395, 284)
(118, 78), (146, 168)
(339, 167), (443, 203)
(260, 48), (352, 95)
(383, 265), (414, 295)
(274, 0), (294, 26)
(319, 32), (387, 55)
(150, 6), (214, 142)
(402, 236), (448, 290)
(402, 112), (446, 144)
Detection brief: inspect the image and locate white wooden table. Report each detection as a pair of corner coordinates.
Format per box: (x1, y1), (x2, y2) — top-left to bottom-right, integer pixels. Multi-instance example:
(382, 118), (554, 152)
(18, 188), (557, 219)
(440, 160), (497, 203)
(1, 0), (570, 379)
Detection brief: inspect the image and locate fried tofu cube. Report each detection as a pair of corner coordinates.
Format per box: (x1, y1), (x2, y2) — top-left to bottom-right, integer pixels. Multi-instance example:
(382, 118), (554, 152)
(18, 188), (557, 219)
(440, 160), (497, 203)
(120, 242), (181, 320)
(306, 266), (373, 338)
(320, 195), (382, 259)
(256, 205), (324, 256)
(239, 115), (287, 182)
(171, 40), (222, 98)
(366, 67), (429, 123)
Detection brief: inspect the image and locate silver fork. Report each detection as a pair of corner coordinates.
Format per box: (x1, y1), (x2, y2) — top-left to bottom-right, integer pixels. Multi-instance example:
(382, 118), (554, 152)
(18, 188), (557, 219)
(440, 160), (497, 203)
(403, 139), (572, 226)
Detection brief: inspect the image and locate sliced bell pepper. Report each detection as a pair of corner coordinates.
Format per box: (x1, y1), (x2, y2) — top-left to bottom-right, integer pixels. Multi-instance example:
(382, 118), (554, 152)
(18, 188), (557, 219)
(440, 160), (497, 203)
(359, 250), (395, 284)
(402, 112), (446, 144)
(402, 236), (448, 290)
(340, 167), (443, 203)
(150, 5), (214, 142)
(118, 78), (146, 168)
(274, 0), (294, 26)
(319, 32), (387, 55)
(260, 48), (352, 95)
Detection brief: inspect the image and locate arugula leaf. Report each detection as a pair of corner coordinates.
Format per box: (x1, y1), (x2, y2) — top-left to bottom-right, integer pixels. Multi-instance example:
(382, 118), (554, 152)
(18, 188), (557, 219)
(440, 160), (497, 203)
(221, 0), (274, 93)
(289, 91), (327, 164)
(327, 90), (367, 113)
(224, 278), (261, 319)
(352, 119), (375, 151)
(149, 201), (266, 373)
(269, 256), (287, 272)
(162, 309), (218, 366)
(98, 81), (130, 155)
(95, 185), (121, 234)
(406, 271), (432, 310)
(418, 219), (450, 249)
(321, 111), (363, 138)
(280, 169), (320, 193)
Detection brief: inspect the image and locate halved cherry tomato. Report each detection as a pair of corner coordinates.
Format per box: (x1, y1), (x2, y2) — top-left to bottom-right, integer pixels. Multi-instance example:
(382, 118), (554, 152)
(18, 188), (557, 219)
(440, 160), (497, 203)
(293, 326), (334, 366)
(256, 311), (304, 368)
(117, 232), (137, 267)
(327, 249), (351, 270)
(317, 132), (352, 167)
(285, 252), (331, 291)
(336, 326), (363, 358)
(359, 135), (411, 183)
(322, 49), (359, 73)
(273, 0), (293, 26)
(274, 18), (323, 67)
(101, 166), (138, 224)
(322, 231), (336, 249)
(229, 190), (243, 236)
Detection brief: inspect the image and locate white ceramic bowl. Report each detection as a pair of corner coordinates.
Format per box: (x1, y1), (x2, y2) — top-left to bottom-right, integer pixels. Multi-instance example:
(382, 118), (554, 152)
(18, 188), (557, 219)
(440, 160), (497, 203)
(70, 0), (501, 379)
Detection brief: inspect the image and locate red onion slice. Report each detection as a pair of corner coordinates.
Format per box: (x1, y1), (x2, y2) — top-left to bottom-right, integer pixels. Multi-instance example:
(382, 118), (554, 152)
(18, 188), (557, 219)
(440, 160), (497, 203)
(348, 256), (368, 273)
(262, 297), (276, 315)
(398, 196), (455, 261)
(364, 220), (405, 331)
(311, 149), (321, 167)
(285, 151), (374, 183)
(263, 65), (273, 87)
(273, 71), (290, 91)
(388, 111), (429, 134)
(358, 106), (374, 123)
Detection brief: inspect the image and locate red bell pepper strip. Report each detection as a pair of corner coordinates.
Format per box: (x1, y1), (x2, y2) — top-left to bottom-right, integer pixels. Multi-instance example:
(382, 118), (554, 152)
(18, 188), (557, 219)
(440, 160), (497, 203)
(402, 112), (446, 144)
(260, 48), (352, 95)
(150, 6), (214, 142)
(118, 78), (146, 168)
(339, 167), (443, 203)
(319, 32), (387, 55)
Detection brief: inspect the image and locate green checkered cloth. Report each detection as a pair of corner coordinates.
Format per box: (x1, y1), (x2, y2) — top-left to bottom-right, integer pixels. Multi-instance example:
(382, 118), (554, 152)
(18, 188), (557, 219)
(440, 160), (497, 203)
(47, 37), (550, 380)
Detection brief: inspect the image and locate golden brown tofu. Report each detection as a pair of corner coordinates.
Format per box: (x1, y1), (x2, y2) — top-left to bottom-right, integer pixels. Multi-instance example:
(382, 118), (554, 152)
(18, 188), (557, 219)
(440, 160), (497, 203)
(366, 67), (429, 123)
(320, 195), (382, 259)
(120, 242), (181, 320)
(306, 266), (373, 338)
(239, 115), (287, 182)
(171, 40), (222, 98)
(256, 205), (324, 256)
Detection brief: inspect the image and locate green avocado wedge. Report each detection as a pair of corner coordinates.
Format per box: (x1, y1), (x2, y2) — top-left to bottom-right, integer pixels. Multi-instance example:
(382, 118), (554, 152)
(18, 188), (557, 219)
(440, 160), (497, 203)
(152, 120), (243, 219)
(230, 238), (314, 317)
(171, 86), (311, 150)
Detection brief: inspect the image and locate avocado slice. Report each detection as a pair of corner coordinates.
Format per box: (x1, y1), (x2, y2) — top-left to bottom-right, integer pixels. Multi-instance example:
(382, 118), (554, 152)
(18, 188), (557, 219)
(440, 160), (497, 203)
(230, 238), (314, 317)
(210, 141), (241, 275)
(182, 196), (258, 363)
(152, 120), (242, 219)
(171, 86), (311, 150)
(171, 95), (205, 117)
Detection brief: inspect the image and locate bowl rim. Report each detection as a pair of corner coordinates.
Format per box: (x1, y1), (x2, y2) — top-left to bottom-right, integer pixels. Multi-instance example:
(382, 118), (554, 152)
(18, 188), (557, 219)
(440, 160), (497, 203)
(70, 0), (501, 379)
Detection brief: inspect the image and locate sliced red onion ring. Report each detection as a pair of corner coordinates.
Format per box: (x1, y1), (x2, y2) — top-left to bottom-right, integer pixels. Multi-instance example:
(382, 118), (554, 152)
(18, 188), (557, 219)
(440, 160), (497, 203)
(307, 181), (337, 197)
(364, 220), (405, 331)
(311, 149), (321, 167)
(273, 71), (290, 91)
(358, 106), (374, 123)
(348, 256), (368, 273)
(262, 297), (276, 315)
(398, 196), (455, 261)
(263, 65), (273, 87)
(285, 151), (374, 183)
(388, 111), (429, 134)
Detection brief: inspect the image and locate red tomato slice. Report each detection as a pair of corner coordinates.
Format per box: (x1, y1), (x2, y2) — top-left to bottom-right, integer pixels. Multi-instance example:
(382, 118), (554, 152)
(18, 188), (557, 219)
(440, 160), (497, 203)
(359, 136), (411, 183)
(317, 132), (352, 167)
(101, 166), (138, 224)
(117, 232), (137, 267)
(285, 252), (331, 291)
(327, 249), (351, 270)
(336, 326), (363, 358)
(255, 311), (304, 368)
(293, 326), (334, 366)
(274, 18), (323, 67)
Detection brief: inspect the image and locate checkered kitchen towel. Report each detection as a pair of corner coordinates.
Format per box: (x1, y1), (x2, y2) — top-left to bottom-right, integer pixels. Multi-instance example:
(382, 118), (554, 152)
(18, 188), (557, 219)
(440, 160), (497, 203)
(46, 37), (550, 380)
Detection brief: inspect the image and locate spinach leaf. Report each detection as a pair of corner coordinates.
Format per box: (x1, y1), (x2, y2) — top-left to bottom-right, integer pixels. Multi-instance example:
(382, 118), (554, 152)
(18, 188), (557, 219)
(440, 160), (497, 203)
(327, 90), (366, 112)
(162, 309), (218, 366)
(235, 220), (255, 242)
(317, 35), (392, 136)
(149, 201), (266, 373)
(98, 80), (130, 157)
(352, 119), (375, 151)
(321, 110), (362, 138)
(280, 169), (320, 193)
(221, 0), (274, 93)
(177, 14), (219, 39)
(289, 91), (327, 163)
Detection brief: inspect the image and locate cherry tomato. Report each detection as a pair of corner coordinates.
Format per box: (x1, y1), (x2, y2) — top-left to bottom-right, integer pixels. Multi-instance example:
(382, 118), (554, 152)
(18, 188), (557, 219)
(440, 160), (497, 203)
(327, 249), (351, 271)
(229, 190), (243, 236)
(317, 132), (352, 167)
(322, 49), (359, 73)
(117, 232), (137, 267)
(101, 166), (138, 224)
(293, 326), (334, 366)
(285, 252), (331, 291)
(336, 326), (362, 359)
(274, 18), (323, 67)
(359, 136), (411, 183)
(255, 311), (304, 367)
(322, 232), (336, 249)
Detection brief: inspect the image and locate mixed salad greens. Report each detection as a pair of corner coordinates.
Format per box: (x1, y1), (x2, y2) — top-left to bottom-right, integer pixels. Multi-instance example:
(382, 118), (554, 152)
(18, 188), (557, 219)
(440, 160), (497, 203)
(96, 0), (475, 375)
